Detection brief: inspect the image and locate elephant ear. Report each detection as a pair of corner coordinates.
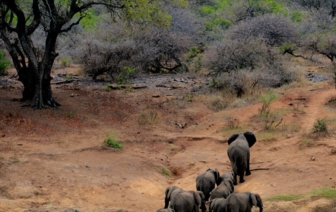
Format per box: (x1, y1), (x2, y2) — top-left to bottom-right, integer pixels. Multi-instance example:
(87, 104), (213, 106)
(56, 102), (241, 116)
(213, 169), (221, 186)
(193, 191), (202, 206)
(165, 186), (176, 202)
(249, 193), (260, 206)
(244, 131), (256, 147)
(227, 134), (239, 145)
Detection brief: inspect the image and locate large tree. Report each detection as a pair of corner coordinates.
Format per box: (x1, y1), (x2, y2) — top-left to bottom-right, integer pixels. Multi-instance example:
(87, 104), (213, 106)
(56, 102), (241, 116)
(0, 0), (185, 108)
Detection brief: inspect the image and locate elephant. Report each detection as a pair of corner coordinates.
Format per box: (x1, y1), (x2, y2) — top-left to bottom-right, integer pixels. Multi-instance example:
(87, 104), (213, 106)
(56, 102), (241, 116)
(225, 192), (263, 212)
(156, 208), (175, 212)
(227, 131), (257, 185)
(169, 190), (206, 212)
(209, 172), (234, 200)
(209, 197), (227, 212)
(196, 168), (221, 201)
(219, 172), (234, 193)
(164, 186), (184, 208)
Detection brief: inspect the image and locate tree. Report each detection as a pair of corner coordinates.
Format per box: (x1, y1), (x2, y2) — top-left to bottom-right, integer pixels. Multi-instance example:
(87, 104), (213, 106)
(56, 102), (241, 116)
(0, 0), (185, 108)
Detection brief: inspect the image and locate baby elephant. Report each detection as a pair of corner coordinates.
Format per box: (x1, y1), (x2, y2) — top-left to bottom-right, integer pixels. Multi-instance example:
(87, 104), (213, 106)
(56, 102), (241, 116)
(209, 197), (227, 212)
(196, 168), (221, 201)
(225, 192), (263, 212)
(156, 208), (175, 212)
(210, 172), (234, 200)
(170, 190), (206, 212)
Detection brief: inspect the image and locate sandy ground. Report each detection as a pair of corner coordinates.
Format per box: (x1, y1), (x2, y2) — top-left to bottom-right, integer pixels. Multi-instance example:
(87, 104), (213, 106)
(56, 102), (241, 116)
(0, 65), (336, 212)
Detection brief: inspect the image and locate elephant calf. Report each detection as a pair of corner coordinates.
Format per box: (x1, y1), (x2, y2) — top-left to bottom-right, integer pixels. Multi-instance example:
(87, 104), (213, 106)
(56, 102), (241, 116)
(164, 186), (184, 208)
(209, 181), (232, 200)
(196, 168), (221, 201)
(225, 192), (263, 212)
(209, 197), (227, 212)
(170, 190), (206, 212)
(227, 131), (257, 185)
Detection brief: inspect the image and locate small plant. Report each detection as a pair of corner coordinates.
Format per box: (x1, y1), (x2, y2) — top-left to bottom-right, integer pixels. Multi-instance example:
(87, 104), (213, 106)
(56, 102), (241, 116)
(104, 136), (123, 149)
(66, 111), (75, 118)
(0, 50), (11, 76)
(187, 46), (201, 62)
(137, 110), (158, 125)
(105, 83), (111, 91)
(185, 93), (193, 102)
(115, 66), (135, 85)
(313, 119), (327, 133)
(65, 73), (72, 79)
(161, 168), (172, 177)
(299, 138), (314, 149)
(259, 91), (277, 115)
(59, 56), (71, 67)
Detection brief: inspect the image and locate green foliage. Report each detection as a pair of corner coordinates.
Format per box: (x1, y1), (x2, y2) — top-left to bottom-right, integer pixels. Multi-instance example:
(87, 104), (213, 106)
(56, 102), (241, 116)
(161, 168), (172, 176)
(291, 10), (303, 22)
(105, 83), (112, 91)
(104, 136), (123, 149)
(313, 119), (327, 133)
(205, 17), (231, 31)
(123, 0), (187, 27)
(116, 67), (135, 85)
(0, 50), (11, 76)
(79, 9), (102, 30)
(59, 56), (71, 67)
(266, 187), (336, 201)
(259, 91), (277, 115)
(280, 42), (298, 55)
(310, 187), (336, 199)
(266, 194), (304, 201)
(187, 46), (201, 62)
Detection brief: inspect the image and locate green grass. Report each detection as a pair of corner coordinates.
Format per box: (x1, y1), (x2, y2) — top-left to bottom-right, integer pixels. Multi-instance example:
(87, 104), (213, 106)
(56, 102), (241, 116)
(266, 194), (304, 201)
(266, 187), (336, 201)
(161, 168), (172, 177)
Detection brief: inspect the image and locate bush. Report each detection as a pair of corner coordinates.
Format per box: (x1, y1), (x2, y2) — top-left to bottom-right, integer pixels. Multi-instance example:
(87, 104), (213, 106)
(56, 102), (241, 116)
(104, 136), (123, 149)
(228, 14), (299, 46)
(313, 119), (327, 133)
(59, 56), (72, 68)
(0, 50), (11, 76)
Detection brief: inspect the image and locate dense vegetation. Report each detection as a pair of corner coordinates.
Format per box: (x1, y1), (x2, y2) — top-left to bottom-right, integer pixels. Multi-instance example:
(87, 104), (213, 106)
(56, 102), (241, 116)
(1, 0), (336, 107)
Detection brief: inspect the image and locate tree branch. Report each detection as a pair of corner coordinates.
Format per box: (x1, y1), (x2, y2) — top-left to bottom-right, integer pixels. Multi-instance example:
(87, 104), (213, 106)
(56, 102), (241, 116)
(27, 0), (41, 35)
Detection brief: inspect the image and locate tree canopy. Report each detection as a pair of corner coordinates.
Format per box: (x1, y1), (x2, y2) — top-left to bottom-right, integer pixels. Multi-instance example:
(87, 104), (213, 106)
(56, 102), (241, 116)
(0, 0), (186, 108)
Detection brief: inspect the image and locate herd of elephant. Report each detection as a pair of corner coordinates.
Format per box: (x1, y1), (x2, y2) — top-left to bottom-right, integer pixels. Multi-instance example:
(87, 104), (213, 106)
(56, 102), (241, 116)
(156, 131), (263, 212)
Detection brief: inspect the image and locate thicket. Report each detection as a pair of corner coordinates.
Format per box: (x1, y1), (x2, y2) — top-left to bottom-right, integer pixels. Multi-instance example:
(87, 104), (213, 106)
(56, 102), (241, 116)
(3, 0), (335, 94)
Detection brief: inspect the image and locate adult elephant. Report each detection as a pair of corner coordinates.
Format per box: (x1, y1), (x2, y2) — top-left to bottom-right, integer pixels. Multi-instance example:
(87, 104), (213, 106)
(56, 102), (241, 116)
(170, 190), (206, 212)
(225, 192), (263, 212)
(196, 168), (221, 201)
(209, 197), (227, 212)
(209, 172), (234, 200)
(164, 186), (184, 208)
(227, 131), (256, 185)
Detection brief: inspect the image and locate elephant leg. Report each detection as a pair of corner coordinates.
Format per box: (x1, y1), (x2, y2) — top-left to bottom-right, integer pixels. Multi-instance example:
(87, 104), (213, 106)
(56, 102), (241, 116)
(239, 174), (245, 183)
(233, 172), (238, 185)
(246, 157), (251, 176)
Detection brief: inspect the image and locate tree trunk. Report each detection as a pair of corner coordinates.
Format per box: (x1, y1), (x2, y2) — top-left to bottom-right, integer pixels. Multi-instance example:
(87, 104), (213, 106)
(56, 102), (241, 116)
(17, 66), (36, 101)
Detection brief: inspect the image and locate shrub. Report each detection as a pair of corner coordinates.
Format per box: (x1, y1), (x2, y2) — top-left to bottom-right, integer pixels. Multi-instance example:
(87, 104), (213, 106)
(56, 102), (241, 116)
(228, 14), (299, 46)
(104, 136), (123, 149)
(0, 50), (11, 76)
(313, 119), (327, 133)
(59, 56), (72, 68)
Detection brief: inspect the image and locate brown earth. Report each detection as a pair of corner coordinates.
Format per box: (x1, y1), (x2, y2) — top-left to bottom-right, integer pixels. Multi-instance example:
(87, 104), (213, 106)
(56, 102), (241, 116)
(0, 64), (336, 212)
